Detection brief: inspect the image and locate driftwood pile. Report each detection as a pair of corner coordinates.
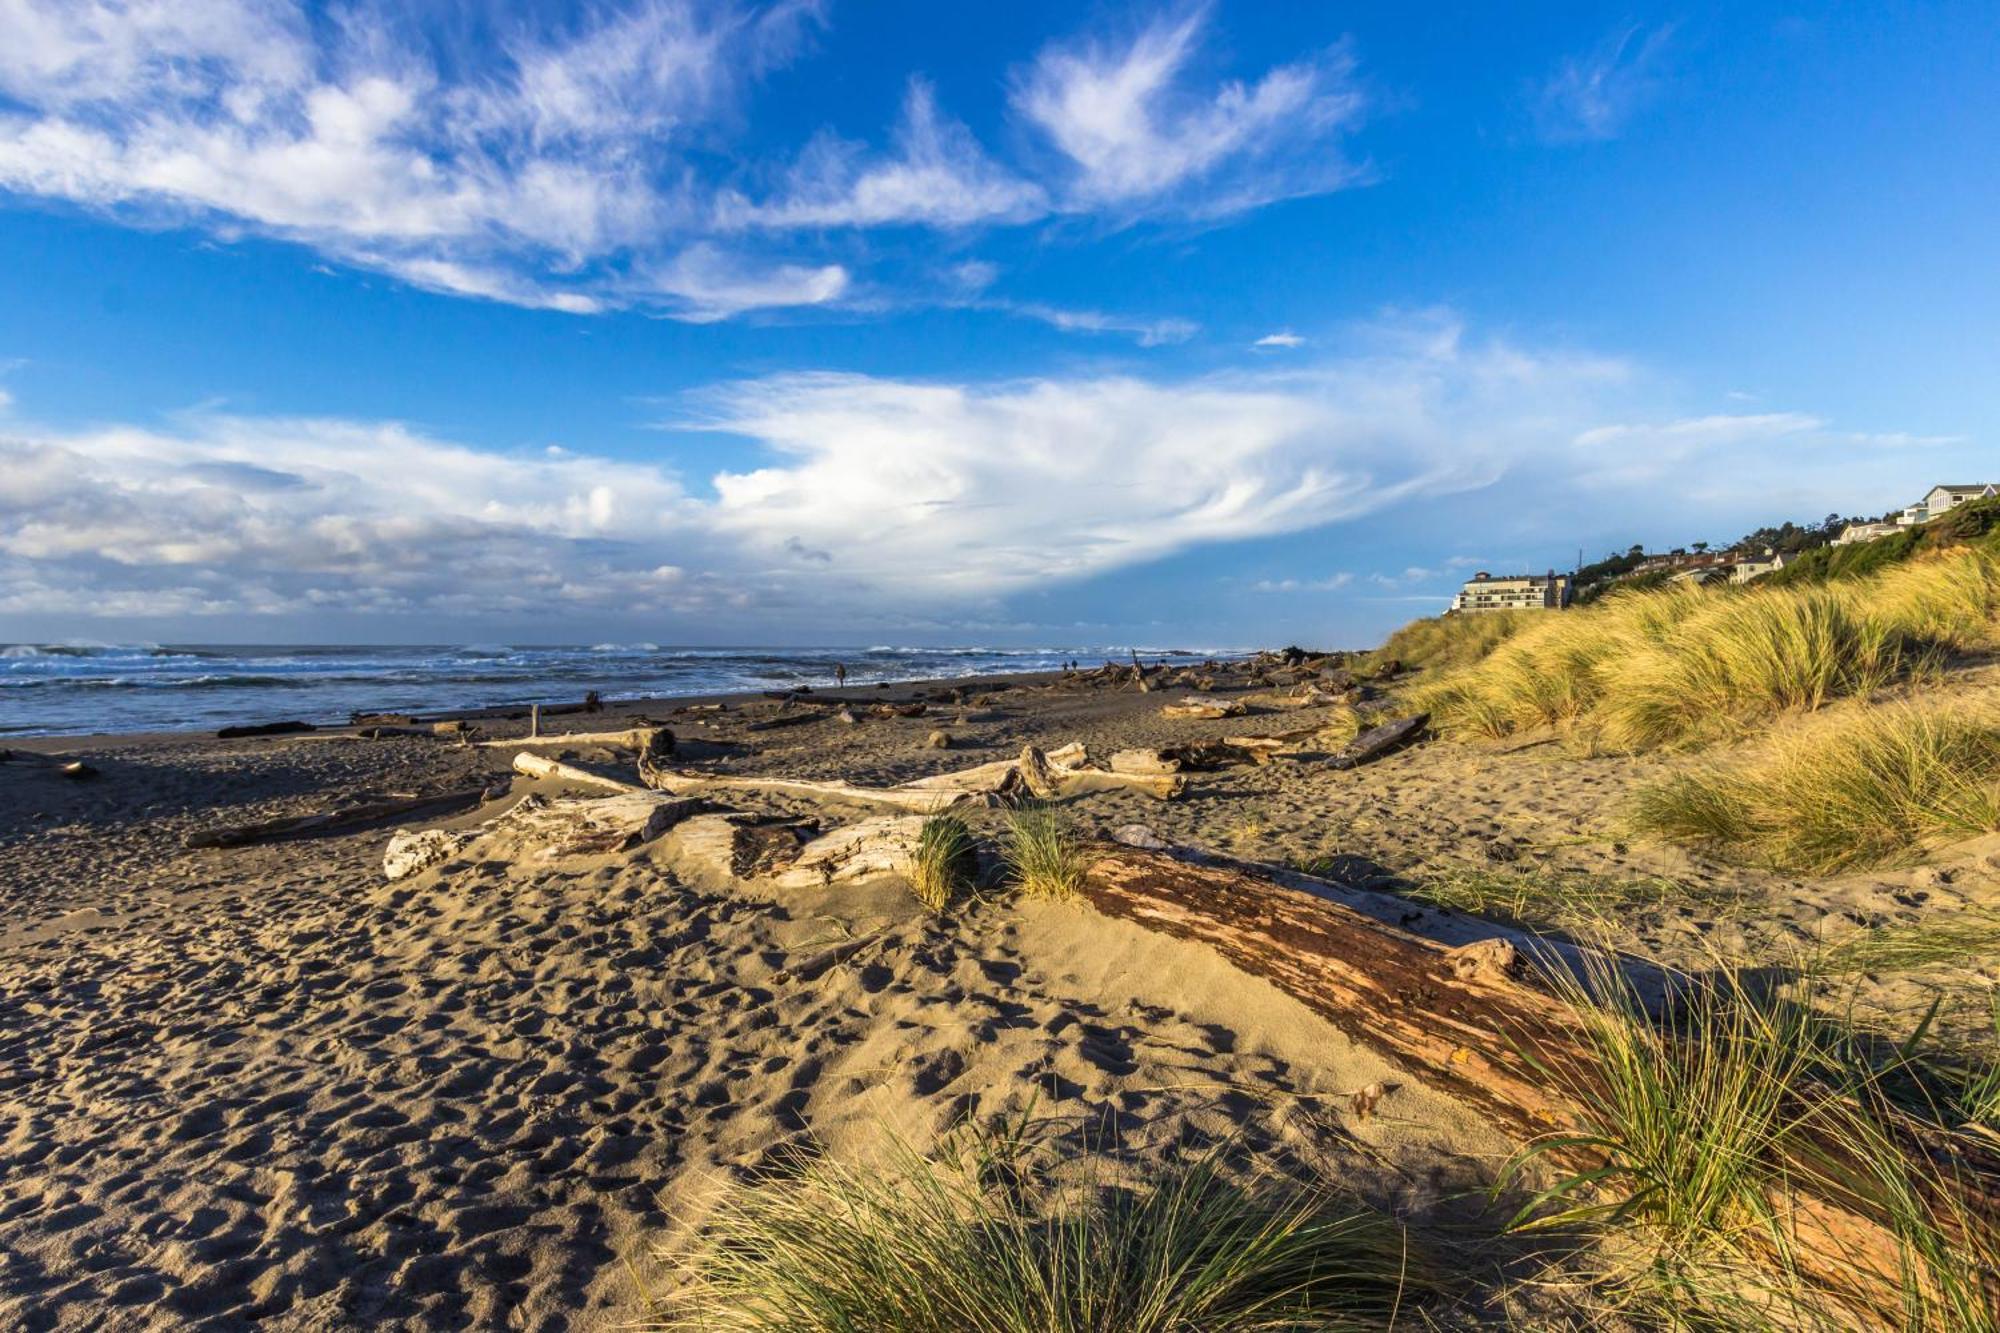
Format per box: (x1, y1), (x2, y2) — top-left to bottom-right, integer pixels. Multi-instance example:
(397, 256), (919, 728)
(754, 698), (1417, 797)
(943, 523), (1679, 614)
(369, 760), (1994, 1325)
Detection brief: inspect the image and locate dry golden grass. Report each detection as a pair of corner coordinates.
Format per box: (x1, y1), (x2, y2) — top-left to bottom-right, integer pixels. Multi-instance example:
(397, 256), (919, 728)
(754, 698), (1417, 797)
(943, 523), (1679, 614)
(1631, 701), (2000, 872)
(1412, 549), (2000, 752)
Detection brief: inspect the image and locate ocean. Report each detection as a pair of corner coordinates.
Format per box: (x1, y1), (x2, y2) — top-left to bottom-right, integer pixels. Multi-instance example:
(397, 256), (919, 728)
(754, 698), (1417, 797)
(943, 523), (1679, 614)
(0, 643), (1233, 738)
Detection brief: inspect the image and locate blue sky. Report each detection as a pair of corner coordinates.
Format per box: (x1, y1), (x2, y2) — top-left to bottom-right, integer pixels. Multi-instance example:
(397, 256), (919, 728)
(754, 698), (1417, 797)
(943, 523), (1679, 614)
(0, 2), (1995, 647)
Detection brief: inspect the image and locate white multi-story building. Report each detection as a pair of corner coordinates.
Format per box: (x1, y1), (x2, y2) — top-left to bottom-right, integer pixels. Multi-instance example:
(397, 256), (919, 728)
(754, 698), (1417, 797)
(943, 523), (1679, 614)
(1450, 570), (1571, 613)
(1897, 483), (1998, 526)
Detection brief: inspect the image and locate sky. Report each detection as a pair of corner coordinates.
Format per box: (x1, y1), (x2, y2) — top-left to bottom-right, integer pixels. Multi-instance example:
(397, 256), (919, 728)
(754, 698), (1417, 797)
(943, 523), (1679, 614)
(0, 1), (1995, 649)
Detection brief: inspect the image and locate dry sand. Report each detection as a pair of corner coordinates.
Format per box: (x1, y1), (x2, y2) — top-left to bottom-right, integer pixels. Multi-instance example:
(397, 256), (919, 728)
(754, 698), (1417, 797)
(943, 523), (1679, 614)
(5, 666), (1999, 1328)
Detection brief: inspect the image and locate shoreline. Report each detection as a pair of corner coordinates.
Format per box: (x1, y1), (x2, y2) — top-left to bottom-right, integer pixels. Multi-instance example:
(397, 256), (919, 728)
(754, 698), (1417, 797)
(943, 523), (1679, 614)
(2, 664), (1100, 750)
(2, 651), (1267, 747)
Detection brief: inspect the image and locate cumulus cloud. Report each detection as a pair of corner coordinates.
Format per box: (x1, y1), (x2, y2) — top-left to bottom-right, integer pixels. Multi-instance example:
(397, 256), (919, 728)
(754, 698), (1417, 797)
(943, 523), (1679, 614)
(1254, 331), (1305, 349)
(11, 312), (1945, 628)
(0, 317), (1626, 622)
(1534, 23), (1676, 143)
(1011, 4), (1364, 216)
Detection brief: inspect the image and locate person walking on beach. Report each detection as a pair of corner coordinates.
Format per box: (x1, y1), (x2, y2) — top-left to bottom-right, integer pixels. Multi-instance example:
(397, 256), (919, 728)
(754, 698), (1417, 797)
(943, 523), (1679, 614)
(834, 662), (847, 689)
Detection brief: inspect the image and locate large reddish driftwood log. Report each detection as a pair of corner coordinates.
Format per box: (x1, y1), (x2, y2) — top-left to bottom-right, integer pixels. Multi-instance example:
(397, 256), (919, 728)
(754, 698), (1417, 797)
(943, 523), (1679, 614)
(1078, 842), (1997, 1325)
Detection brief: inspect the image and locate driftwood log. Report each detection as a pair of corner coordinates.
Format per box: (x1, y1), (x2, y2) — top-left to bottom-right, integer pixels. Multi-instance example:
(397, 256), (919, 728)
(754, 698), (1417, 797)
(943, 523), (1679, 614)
(512, 751), (646, 794)
(186, 784), (495, 849)
(476, 726), (665, 750)
(383, 791), (706, 877)
(1328, 713), (1428, 769)
(1161, 697), (1247, 720)
(1080, 841), (1996, 1325)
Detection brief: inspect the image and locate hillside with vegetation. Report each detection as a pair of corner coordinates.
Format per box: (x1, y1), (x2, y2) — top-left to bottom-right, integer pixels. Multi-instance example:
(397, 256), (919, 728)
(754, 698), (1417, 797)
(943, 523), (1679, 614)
(1351, 532), (2000, 1324)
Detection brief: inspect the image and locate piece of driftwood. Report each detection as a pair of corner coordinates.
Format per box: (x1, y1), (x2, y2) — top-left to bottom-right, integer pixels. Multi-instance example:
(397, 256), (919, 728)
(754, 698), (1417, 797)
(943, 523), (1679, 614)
(216, 720), (317, 739)
(1161, 697), (1247, 720)
(1079, 841), (1995, 1324)
(638, 767), (984, 813)
(512, 751), (646, 794)
(1108, 748), (1182, 775)
(383, 791), (706, 878)
(476, 726), (662, 750)
(187, 784), (494, 849)
(1328, 713), (1429, 770)
(1016, 745), (1185, 801)
(745, 711), (825, 732)
(774, 931), (891, 984)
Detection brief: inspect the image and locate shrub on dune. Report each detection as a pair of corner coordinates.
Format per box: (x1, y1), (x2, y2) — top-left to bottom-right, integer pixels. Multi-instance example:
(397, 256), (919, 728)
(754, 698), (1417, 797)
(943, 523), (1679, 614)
(1631, 702), (2000, 873)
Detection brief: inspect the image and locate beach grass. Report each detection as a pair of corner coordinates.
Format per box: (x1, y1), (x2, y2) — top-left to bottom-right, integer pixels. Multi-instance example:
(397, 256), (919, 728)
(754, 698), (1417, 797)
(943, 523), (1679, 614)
(1369, 607), (1536, 673)
(1631, 701), (2000, 872)
(1408, 861), (1750, 934)
(1003, 802), (1090, 900)
(1410, 548), (2000, 753)
(652, 1134), (1441, 1332)
(908, 813), (979, 912)
(1511, 950), (2000, 1329)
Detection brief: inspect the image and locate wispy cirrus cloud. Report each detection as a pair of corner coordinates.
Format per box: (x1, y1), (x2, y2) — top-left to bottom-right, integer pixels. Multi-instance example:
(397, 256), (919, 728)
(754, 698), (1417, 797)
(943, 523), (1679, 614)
(0, 0), (1368, 327)
(1533, 23), (1676, 142)
(1011, 3), (1365, 217)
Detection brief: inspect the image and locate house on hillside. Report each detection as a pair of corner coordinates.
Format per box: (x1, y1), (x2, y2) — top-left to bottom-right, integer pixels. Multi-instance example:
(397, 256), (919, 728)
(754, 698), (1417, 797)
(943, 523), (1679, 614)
(1729, 548), (1790, 583)
(1897, 483), (1998, 527)
(1835, 520), (1899, 545)
(1450, 570), (1571, 613)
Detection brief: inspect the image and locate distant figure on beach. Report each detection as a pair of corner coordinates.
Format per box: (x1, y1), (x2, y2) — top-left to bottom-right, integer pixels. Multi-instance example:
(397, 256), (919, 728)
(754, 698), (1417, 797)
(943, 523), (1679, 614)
(834, 662), (847, 688)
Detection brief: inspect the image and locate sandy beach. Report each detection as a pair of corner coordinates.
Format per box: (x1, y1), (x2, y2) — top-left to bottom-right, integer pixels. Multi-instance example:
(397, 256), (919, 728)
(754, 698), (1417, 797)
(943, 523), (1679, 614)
(6, 656), (2000, 1329)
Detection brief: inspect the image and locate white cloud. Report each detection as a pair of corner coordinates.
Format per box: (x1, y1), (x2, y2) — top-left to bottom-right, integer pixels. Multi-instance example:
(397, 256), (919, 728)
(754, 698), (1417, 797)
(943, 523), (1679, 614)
(994, 302), (1198, 346)
(635, 243), (850, 321)
(0, 0), (1372, 317)
(1252, 572), (1352, 593)
(1012, 4), (1364, 216)
(0, 316), (1628, 620)
(1534, 23), (1675, 143)
(722, 78), (1046, 229)
(1254, 331), (1305, 349)
(12, 313), (1951, 628)
(0, 0), (826, 315)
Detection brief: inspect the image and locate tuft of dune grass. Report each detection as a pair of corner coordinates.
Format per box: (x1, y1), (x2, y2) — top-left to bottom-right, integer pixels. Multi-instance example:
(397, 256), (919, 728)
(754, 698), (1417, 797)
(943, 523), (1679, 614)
(1412, 549), (2000, 752)
(1002, 803), (1089, 900)
(653, 1135), (1441, 1332)
(908, 813), (978, 912)
(1631, 702), (2000, 873)
(1511, 948), (2000, 1330)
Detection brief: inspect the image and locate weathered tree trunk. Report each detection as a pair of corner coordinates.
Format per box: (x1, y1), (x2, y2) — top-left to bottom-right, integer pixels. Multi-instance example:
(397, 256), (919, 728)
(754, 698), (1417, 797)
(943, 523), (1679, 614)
(476, 726), (665, 750)
(1162, 698), (1247, 719)
(1078, 841), (1996, 1326)
(512, 751), (646, 793)
(186, 785), (494, 849)
(637, 767), (985, 813)
(384, 791), (707, 878)
(1329, 713), (1428, 769)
